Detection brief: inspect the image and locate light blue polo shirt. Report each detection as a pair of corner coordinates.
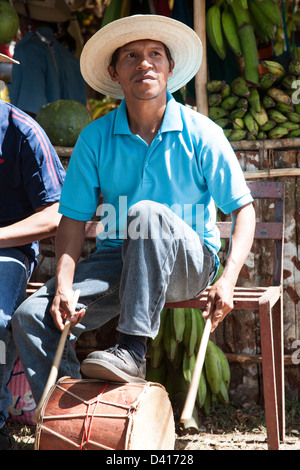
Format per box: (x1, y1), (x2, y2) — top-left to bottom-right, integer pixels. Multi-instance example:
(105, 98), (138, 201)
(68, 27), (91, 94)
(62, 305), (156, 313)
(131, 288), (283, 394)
(59, 92), (253, 256)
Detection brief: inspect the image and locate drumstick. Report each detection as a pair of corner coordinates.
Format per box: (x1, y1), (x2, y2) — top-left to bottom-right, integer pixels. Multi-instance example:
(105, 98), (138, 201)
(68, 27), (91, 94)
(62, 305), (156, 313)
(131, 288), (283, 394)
(180, 315), (212, 423)
(35, 289), (81, 421)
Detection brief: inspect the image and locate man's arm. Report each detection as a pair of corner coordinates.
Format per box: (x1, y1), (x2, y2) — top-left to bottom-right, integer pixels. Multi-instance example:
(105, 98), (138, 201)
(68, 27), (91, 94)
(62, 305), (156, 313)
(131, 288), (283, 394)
(0, 202), (61, 247)
(203, 202), (256, 332)
(50, 215), (86, 331)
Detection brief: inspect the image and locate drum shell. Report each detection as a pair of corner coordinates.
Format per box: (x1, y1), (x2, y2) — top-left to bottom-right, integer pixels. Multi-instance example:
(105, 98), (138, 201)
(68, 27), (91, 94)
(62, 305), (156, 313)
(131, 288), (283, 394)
(35, 377), (175, 450)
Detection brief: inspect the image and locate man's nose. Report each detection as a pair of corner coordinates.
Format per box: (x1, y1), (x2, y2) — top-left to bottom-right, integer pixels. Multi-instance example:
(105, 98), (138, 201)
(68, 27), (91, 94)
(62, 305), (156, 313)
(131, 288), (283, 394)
(137, 57), (152, 69)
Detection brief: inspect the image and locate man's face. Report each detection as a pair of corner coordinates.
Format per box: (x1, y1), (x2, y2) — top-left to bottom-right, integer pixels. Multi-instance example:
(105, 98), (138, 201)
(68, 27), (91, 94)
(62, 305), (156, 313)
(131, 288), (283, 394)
(108, 39), (174, 101)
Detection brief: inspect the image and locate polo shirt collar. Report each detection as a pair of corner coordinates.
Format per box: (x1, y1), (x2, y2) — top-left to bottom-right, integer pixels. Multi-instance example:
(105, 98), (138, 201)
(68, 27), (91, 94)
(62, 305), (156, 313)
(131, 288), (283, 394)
(113, 91), (183, 136)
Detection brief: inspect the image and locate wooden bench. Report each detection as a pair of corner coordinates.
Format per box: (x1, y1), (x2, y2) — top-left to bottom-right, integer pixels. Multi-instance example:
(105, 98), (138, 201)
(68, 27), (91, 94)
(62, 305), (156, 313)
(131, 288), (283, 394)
(27, 180), (285, 450)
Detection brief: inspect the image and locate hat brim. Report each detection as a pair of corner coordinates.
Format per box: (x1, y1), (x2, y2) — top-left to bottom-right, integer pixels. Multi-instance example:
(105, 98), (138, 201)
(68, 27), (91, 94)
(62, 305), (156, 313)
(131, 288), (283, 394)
(0, 53), (19, 64)
(80, 15), (202, 99)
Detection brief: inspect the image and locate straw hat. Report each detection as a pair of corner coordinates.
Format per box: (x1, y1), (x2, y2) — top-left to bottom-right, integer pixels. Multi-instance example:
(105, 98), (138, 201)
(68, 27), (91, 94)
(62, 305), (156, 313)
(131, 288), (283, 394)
(0, 53), (19, 64)
(13, 0), (71, 23)
(80, 14), (203, 99)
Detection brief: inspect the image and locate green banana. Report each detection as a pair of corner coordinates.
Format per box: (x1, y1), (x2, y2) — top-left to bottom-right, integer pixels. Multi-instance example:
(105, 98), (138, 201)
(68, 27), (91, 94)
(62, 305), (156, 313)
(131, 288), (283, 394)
(247, 132), (256, 140)
(229, 107), (247, 120)
(207, 80), (226, 93)
(182, 351), (196, 385)
(257, 130), (267, 139)
(260, 60), (286, 79)
(267, 87), (292, 105)
(287, 129), (300, 137)
(260, 119), (276, 131)
(215, 117), (231, 128)
(253, 0), (283, 28)
(268, 126), (289, 139)
(248, 0), (276, 41)
(208, 93), (223, 107)
(248, 87), (261, 112)
(172, 308), (186, 343)
(214, 344), (231, 389)
(267, 109), (288, 123)
(149, 339), (165, 368)
(223, 129), (233, 139)
(244, 111), (259, 136)
(221, 95), (239, 110)
(194, 308), (205, 352)
(152, 307), (168, 348)
(288, 59), (300, 76)
(281, 122), (300, 130)
(281, 74), (297, 90)
(274, 102), (294, 114)
(209, 106), (229, 120)
(232, 117), (245, 129)
(172, 341), (185, 370)
(231, 76), (250, 97)
(228, 129), (247, 140)
(221, 83), (231, 99)
(231, 0), (260, 85)
(221, 6), (243, 56)
(202, 386), (212, 416)
(262, 94), (276, 109)
(259, 73), (277, 90)
(286, 111), (300, 123)
(217, 379), (230, 405)
(163, 310), (178, 362)
(183, 308), (198, 357)
(206, 3), (227, 60)
(204, 340), (222, 395)
(249, 105), (269, 126)
(197, 371), (207, 408)
(236, 97), (248, 108)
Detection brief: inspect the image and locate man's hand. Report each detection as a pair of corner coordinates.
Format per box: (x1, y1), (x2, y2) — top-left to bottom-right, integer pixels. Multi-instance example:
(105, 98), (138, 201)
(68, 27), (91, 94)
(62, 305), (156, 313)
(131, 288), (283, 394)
(50, 288), (85, 332)
(202, 277), (235, 332)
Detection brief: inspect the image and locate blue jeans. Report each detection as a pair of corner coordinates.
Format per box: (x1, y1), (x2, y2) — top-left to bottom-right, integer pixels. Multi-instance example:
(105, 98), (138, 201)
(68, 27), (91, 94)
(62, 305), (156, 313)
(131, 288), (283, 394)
(12, 201), (216, 404)
(0, 248), (34, 428)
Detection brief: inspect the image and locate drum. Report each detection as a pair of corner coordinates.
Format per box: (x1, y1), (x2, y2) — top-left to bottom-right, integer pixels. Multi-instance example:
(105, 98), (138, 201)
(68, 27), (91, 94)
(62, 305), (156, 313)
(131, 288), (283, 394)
(35, 377), (175, 450)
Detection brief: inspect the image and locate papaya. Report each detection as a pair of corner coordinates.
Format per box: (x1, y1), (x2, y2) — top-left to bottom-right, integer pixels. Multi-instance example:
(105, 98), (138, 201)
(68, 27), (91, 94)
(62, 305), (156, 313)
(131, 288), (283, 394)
(36, 100), (92, 147)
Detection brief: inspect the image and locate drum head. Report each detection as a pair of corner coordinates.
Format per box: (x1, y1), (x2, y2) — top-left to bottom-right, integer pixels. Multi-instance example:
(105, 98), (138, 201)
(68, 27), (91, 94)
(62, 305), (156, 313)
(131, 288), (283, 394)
(127, 383), (175, 450)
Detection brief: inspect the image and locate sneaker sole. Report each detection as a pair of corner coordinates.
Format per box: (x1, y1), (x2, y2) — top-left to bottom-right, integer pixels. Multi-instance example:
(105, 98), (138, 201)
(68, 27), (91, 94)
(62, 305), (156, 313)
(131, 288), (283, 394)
(81, 358), (146, 384)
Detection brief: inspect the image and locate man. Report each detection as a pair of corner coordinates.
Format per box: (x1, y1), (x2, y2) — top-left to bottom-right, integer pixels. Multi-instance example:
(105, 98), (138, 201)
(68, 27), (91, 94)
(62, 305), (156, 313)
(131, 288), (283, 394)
(13, 15), (255, 405)
(8, 0), (86, 117)
(0, 51), (66, 450)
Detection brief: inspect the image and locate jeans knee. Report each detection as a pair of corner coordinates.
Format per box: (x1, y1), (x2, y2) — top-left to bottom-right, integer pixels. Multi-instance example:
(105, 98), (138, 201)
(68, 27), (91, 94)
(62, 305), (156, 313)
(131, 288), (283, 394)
(127, 200), (176, 240)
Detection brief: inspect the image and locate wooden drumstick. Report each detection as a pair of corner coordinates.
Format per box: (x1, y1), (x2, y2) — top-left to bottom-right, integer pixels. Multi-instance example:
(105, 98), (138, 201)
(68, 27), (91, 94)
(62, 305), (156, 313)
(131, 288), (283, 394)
(180, 316), (212, 423)
(35, 289), (81, 421)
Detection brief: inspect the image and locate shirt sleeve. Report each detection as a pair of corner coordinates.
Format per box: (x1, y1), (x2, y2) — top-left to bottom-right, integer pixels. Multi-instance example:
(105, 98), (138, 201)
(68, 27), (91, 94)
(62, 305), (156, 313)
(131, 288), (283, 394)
(200, 124), (253, 214)
(58, 133), (101, 220)
(21, 120), (65, 209)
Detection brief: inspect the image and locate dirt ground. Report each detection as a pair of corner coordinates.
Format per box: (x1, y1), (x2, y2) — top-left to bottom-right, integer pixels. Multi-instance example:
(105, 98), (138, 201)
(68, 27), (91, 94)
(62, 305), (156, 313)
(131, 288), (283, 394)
(7, 400), (300, 451)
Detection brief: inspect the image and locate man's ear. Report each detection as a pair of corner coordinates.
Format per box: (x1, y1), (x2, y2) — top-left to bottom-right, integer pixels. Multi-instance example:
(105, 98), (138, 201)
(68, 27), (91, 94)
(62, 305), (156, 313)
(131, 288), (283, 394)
(108, 65), (119, 82)
(168, 59), (175, 78)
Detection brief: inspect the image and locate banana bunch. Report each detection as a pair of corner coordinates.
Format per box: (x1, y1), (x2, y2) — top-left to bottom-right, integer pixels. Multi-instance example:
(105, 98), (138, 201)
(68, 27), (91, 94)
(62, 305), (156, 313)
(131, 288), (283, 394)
(207, 59), (300, 141)
(206, 0), (284, 86)
(146, 306), (231, 420)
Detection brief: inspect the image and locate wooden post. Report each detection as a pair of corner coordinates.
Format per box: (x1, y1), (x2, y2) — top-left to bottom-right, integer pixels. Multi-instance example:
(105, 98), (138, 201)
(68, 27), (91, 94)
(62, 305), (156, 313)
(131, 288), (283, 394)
(194, 0), (208, 116)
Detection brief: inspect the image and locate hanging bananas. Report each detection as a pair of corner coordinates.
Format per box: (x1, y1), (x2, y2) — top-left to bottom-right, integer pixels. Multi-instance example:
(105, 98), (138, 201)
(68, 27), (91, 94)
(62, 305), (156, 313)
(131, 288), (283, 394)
(147, 307), (232, 417)
(206, 0), (285, 88)
(206, 2), (227, 60)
